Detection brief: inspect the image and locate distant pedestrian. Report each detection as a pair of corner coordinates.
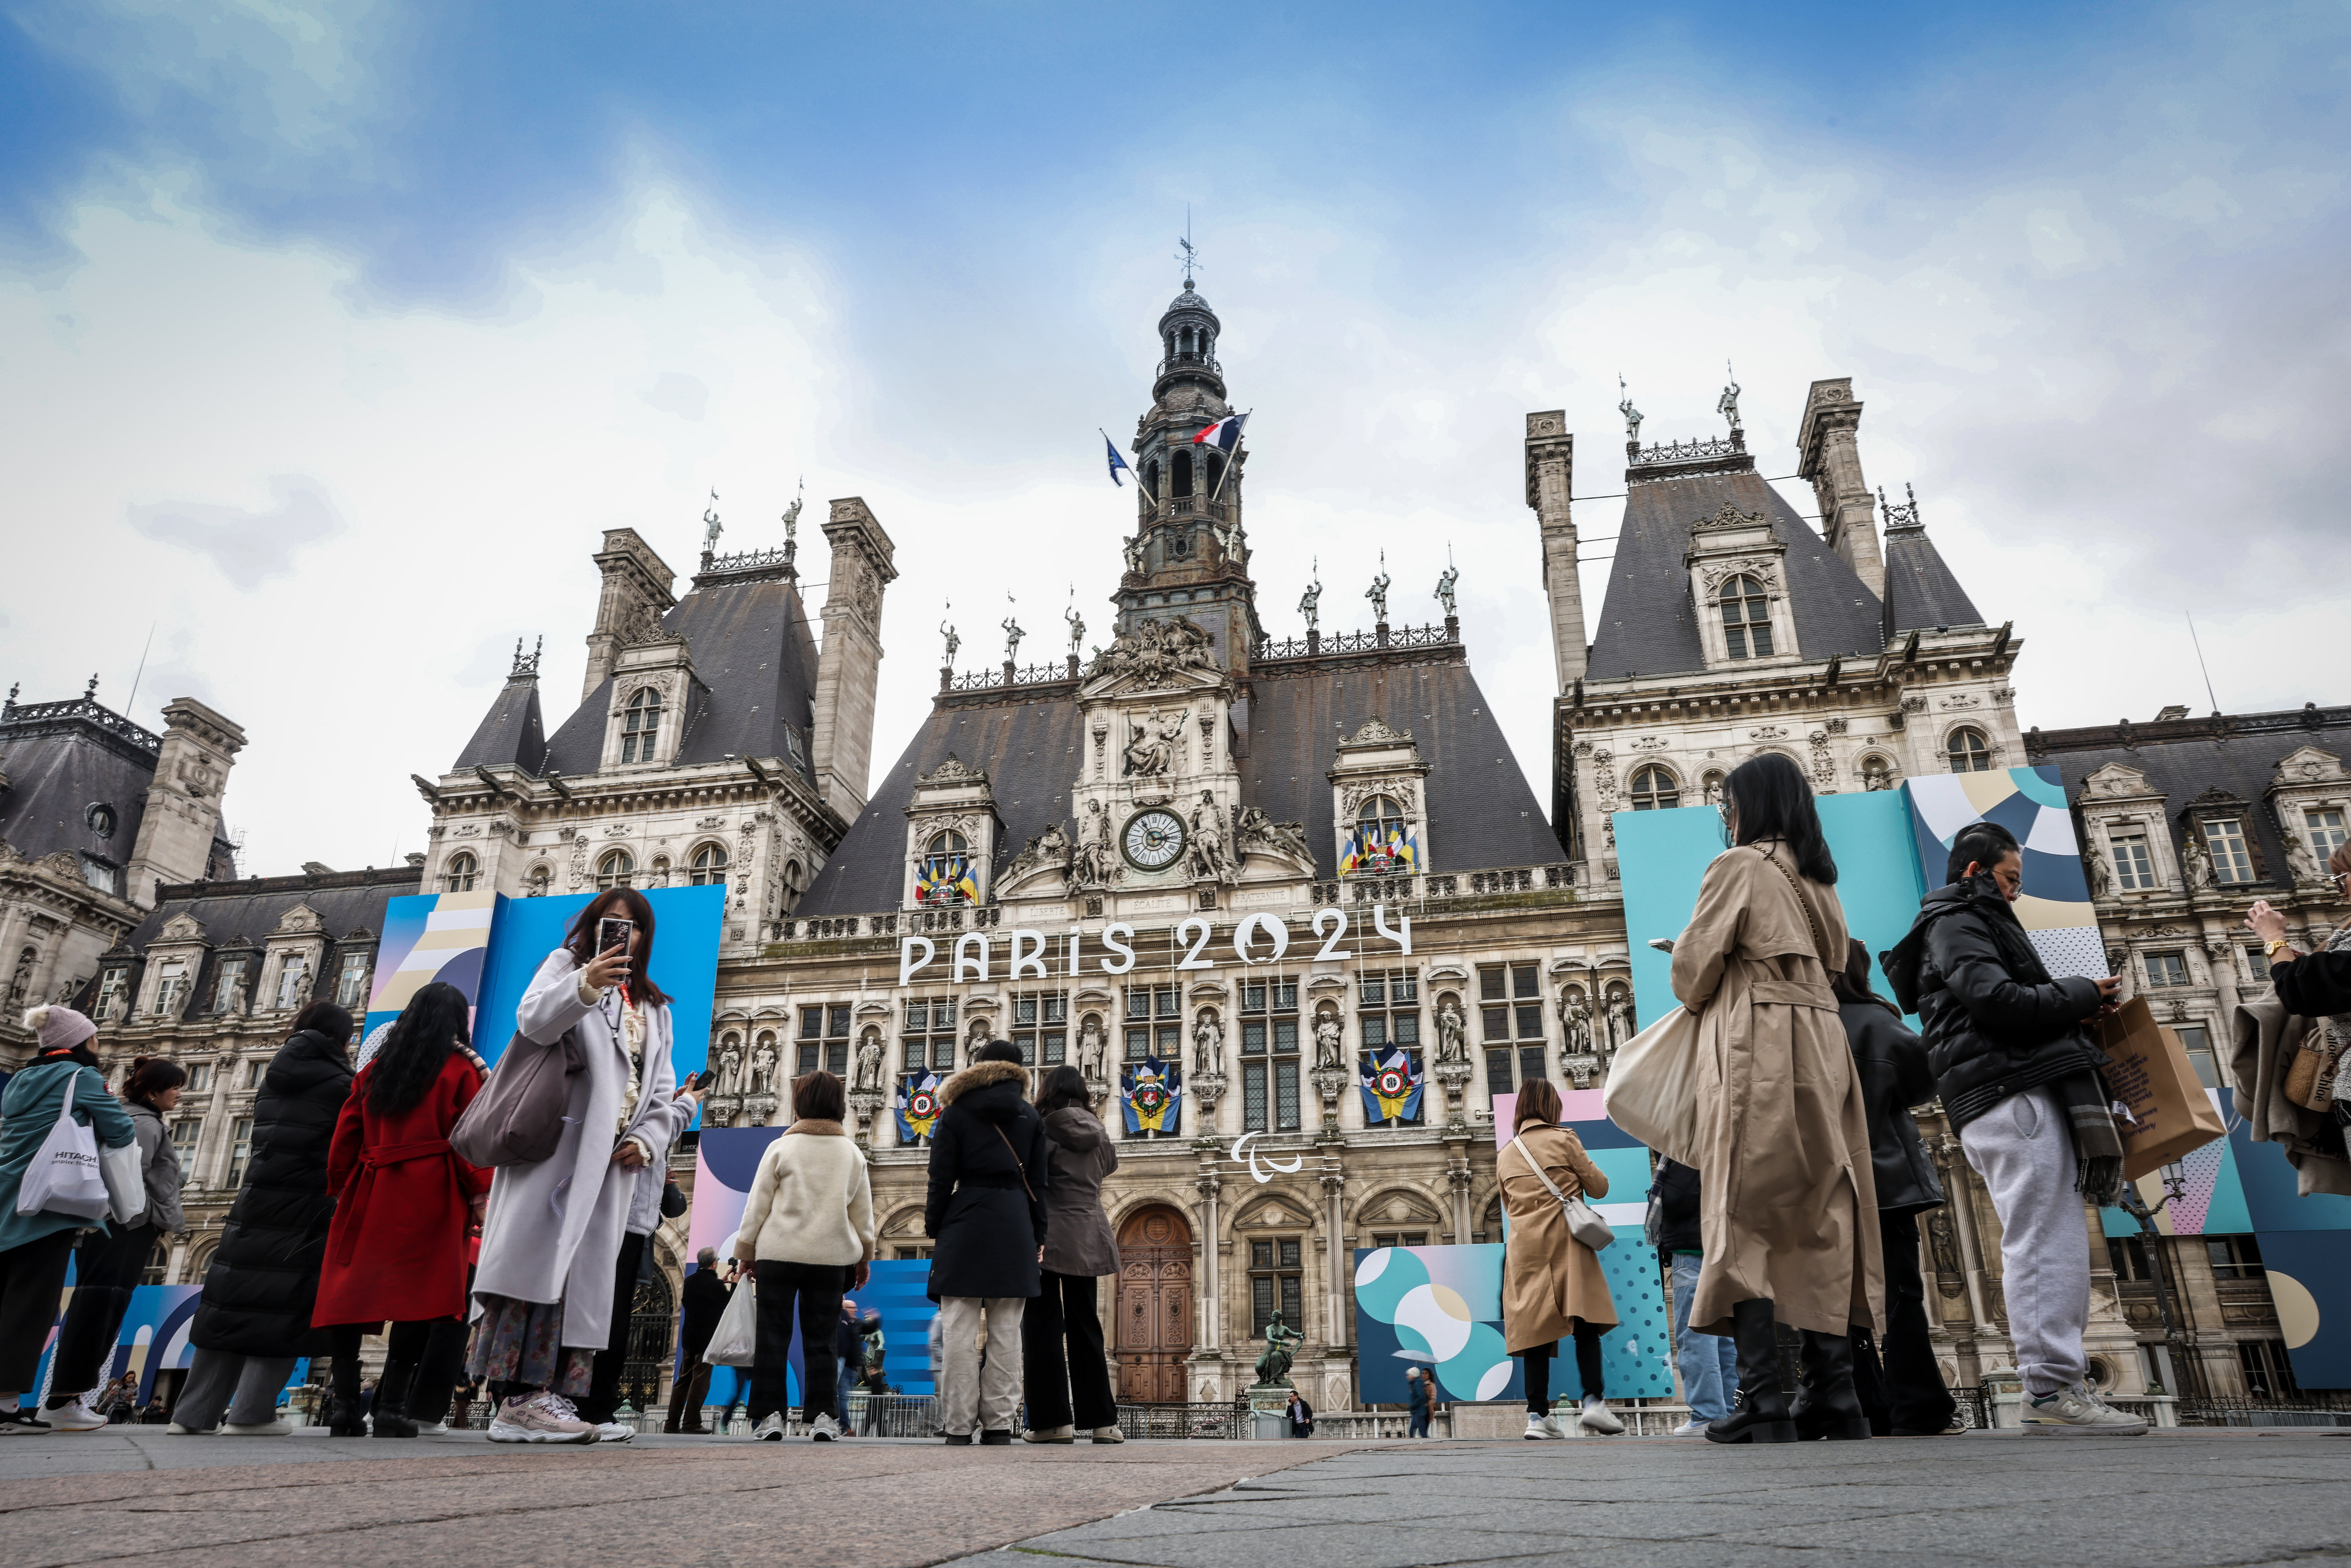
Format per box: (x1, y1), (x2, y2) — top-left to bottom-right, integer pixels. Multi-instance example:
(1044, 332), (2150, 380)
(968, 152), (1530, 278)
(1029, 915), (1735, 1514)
(1652, 1158), (1735, 1436)
(1830, 940), (1959, 1438)
(44, 1054), (185, 1432)
(1404, 1367), (1432, 1438)
(1289, 1390), (1316, 1438)
(1670, 754), (1880, 1444)
(734, 1069), (874, 1442)
(0, 1009), (134, 1436)
(1885, 820), (2143, 1436)
(314, 982), (492, 1439)
(469, 889), (692, 1445)
(1499, 1078), (1621, 1439)
(1020, 1064), (1120, 1445)
(925, 1040), (1049, 1446)
(666, 1248), (731, 1434)
(179, 1002), (355, 1437)
(835, 1297), (863, 1434)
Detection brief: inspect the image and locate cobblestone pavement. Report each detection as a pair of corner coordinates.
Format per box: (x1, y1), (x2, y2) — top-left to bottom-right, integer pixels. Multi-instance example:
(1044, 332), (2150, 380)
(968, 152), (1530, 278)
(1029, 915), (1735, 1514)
(2, 1429), (2344, 1568)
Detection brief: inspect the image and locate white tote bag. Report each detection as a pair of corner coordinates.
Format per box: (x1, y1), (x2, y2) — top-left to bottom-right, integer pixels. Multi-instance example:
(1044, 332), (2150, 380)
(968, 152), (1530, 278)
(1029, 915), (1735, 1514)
(703, 1276), (758, 1367)
(102, 1139), (147, 1227)
(14, 1070), (113, 1222)
(1602, 1006), (1705, 1170)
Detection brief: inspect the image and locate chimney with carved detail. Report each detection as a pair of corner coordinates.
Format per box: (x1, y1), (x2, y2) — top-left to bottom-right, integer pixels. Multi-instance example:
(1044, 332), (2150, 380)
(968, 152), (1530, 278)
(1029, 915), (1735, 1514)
(1524, 411), (1586, 687)
(124, 699), (245, 904)
(1795, 378), (1886, 597)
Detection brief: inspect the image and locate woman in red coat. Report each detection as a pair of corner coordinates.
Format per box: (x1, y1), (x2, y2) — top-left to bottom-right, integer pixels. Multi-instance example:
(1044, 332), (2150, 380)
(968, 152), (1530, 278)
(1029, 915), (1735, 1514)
(316, 982), (491, 1437)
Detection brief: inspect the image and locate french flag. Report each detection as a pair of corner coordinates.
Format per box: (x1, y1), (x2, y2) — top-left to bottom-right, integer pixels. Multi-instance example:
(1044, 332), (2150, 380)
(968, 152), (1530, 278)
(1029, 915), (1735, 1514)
(1191, 412), (1247, 452)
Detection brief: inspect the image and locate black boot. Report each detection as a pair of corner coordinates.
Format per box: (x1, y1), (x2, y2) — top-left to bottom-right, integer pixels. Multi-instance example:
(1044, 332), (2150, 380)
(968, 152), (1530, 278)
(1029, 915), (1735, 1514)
(371, 1356), (419, 1438)
(1705, 1300), (1796, 1445)
(325, 1354), (367, 1437)
(1790, 1330), (1872, 1441)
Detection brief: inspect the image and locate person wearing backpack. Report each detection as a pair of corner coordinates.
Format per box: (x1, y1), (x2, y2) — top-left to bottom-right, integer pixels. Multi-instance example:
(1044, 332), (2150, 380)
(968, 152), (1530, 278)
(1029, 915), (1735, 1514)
(0, 1007), (135, 1435)
(1499, 1077), (1621, 1439)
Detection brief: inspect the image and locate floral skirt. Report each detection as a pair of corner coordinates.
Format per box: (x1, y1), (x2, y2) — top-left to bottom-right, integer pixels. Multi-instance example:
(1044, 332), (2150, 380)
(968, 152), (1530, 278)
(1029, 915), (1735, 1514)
(466, 1293), (595, 1397)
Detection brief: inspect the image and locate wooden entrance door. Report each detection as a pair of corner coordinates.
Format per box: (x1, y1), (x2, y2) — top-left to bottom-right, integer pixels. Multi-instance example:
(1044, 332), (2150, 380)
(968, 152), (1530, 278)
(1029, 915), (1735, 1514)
(1114, 1206), (1194, 1403)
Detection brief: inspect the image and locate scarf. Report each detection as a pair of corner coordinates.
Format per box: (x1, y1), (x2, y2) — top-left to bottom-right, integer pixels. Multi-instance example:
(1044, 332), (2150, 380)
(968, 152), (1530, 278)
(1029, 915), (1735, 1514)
(2056, 1071), (2126, 1207)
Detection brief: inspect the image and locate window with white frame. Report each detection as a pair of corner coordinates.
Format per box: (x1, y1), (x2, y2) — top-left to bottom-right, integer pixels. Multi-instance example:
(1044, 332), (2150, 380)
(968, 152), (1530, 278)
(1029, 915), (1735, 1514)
(2203, 818), (2255, 884)
(596, 849), (635, 889)
(690, 843), (729, 885)
(335, 951), (370, 1008)
(244, 1059), (266, 1087)
(183, 1061), (212, 1093)
(273, 954), (309, 1010)
(95, 967), (130, 1022)
(226, 1116), (255, 1188)
(2109, 830), (2157, 890)
(1718, 575), (1774, 659)
(444, 851), (479, 892)
(1628, 765), (1680, 811)
(1946, 727), (1992, 773)
(2304, 807), (2346, 864)
(211, 958), (248, 1014)
(620, 687), (663, 764)
(152, 960), (187, 1018)
(2145, 951), (2190, 987)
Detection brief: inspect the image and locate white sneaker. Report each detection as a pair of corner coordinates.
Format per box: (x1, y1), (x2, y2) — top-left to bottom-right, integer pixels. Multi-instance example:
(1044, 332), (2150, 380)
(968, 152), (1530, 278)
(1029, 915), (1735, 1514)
(753, 1412), (786, 1441)
(486, 1393), (599, 1444)
(1670, 1418), (1711, 1436)
(2022, 1384), (2147, 1435)
(1578, 1397), (1625, 1436)
(810, 1413), (839, 1442)
(592, 1420), (634, 1442)
(415, 1420), (450, 1436)
(46, 1397), (107, 1433)
(165, 1421), (213, 1435)
(1022, 1423), (1075, 1443)
(1523, 1413), (1566, 1440)
(221, 1419), (294, 1436)
(1090, 1425), (1126, 1443)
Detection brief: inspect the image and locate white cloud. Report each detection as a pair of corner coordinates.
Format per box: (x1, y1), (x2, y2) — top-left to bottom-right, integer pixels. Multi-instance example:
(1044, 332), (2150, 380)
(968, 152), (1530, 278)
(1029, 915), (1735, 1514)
(126, 473), (345, 589)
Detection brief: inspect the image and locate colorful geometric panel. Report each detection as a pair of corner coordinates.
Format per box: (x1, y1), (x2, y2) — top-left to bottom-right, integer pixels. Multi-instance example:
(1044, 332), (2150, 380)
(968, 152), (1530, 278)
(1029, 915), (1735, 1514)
(360, 890), (502, 1066)
(2251, 1230), (2351, 1391)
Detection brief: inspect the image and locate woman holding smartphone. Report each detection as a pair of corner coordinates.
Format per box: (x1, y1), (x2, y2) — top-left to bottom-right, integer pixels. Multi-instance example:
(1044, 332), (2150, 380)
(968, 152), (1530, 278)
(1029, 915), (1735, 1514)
(467, 888), (697, 1444)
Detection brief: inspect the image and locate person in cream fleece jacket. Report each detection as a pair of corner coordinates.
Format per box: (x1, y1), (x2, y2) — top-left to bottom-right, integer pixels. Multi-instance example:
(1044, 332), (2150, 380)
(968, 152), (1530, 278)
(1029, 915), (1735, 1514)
(733, 1070), (875, 1441)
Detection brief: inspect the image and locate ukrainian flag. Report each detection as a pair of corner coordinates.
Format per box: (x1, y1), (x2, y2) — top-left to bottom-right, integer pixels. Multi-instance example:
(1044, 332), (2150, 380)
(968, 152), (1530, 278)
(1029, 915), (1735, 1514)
(1122, 1058), (1183, 1135)
(1359, 1048), (1423, 1124)
(917, 854), (978, 905)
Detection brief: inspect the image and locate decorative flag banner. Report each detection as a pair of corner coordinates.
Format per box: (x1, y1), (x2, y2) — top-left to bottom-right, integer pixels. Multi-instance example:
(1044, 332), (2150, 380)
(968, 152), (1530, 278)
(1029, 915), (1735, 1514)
(1360, 1048), (1424, 1124)
(1191, 412), (1247, 451)
(1104, 433), (1137, 487)
(897, 1072), (945, 1143)
(1338, 822), (1420, 878)
(1121, 1057), (1183, 1135)
(915, 852), (978, 906)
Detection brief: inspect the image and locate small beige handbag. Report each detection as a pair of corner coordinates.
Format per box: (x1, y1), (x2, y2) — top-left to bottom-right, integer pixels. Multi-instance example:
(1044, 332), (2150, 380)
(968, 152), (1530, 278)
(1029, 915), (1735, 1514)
(1602, 1006), (1704, 1167)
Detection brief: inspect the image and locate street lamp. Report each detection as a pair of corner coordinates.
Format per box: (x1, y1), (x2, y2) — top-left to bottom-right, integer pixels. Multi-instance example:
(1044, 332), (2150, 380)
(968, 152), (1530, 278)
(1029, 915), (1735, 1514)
(2115, 1166), (2191, 1395)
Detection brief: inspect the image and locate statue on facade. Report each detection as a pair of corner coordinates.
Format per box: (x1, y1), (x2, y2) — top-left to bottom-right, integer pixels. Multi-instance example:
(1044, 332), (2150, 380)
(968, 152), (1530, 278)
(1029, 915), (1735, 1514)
(1433, 561), (1458, 618)
(1298, 568), (1321, 634)
(1435, 1000), (1468, 1065)
(2285, 834), (2320, 885)
(1365, 557), (1390, 624)
(1717, 361), (1742, 433)
(702, 489), (723, 552)
(1125, 707), (1189, 777)
(780, 481), (803, 542)
(1002, 613), (1025, 663)
(1123, 535), (1144, 575)
(2085, 842), (2114, 900)
(1065, 602), (1085, 657)
(1559, 988), (1591, 1056)
(965, 1016), (991, 1065)
(1074, 800), (1119, 887)
(940, 617), (959, 667)
(2183, 834), (2216, 891)
(718, 1039), (744, 1095)
(1076, 1016), (1108, 1080)
(1214, 519), (1247, 566)
(853, 1030), (885, 1092)
(1238, 807), (1314, 867)
(1189, 791), (1235, 883)
(748, 1039), (778, 1097)
(1193, 1011), (1224, 1078)
(1604, 990), (1634, 1052)
(1313, 1014), (1345, 1070)
(1254, 1311), (1304, 1388)
(1617, 374), (1642, 443)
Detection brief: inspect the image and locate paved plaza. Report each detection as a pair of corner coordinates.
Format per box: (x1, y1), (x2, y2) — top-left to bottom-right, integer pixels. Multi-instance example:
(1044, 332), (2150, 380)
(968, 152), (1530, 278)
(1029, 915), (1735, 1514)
(1, 1429), (2343, 1568)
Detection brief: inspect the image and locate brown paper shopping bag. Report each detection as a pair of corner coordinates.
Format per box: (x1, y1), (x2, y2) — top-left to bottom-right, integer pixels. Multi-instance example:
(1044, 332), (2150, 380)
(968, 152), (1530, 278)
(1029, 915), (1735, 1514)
(2093, 997), (2227, 1181)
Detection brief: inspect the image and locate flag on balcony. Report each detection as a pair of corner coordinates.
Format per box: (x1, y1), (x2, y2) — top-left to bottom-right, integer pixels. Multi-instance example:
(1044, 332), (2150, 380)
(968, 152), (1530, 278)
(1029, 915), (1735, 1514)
(1103, 433), (1137, 488)
(1359, 1048), (1423, 1124)
(1191, 412), (1247, 451)
(1338, 821), (1420, 877)
(1121, 1057), (1183, 1135)
(896, 1072), (944, 1142)
(915, 851), (978, 906)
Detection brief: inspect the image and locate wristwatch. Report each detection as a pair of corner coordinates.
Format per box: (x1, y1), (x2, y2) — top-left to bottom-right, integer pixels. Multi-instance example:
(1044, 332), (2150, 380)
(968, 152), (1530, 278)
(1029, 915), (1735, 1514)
(2265, 937), (2295, 961)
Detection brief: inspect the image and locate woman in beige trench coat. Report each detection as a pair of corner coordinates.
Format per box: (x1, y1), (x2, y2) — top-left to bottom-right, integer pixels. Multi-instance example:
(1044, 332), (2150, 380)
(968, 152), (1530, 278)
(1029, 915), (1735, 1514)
(1670, 753), (1883, 1444)
(1499, 1078), (1623, 1439)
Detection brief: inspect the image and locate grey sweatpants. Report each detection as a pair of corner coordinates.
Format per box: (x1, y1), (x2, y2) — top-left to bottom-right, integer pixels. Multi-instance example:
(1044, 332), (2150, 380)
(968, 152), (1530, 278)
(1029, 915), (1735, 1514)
(1960, 1086), (2089, 1398)
(174, 1349), (298, 1430)
(937, 1296), (1025, 1437)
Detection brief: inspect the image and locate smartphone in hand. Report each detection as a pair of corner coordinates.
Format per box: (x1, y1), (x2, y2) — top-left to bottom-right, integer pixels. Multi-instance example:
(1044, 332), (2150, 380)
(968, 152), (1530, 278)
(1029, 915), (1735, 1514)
(596, 916), (636, 958)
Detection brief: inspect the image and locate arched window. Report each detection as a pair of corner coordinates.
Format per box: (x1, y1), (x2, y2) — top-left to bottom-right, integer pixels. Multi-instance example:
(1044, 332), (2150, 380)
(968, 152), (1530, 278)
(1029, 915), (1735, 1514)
(620, 687), (663, 764)
(1946, 727), (1992, 773)
(1350, 796), (1409, 874)
(918, 830), (972, 905)
(1206, 453), (1226, 496)
(596, 849), (635, 889)
(1628, 766), (1680, 811)
(142, 1237), (171, 1286)
(1718, 575), (1774, 659)
(444, 851), (478, 892)
(690, 843), (729, 885)
(1171, 449), (1194, 499)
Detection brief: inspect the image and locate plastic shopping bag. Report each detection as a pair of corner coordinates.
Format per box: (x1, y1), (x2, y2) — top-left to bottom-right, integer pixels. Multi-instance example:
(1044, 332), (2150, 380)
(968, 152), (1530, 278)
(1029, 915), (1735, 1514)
(704, 1275), (758, 1367)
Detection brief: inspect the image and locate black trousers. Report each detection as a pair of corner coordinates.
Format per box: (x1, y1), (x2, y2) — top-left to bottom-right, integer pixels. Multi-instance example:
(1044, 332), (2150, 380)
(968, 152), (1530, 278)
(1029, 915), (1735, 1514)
(749, 1260), (847, 1424)
(1522, 1323), (1605, 1414)
(1853, 1209), (1957, 1435)
(46, 1222), (157, 1405)
(576, 1230), (651, 1424)
(0, 1230), (79, 1395)
(1020, 1269), (1116, 1430)
(665, 1349), (714, 1432)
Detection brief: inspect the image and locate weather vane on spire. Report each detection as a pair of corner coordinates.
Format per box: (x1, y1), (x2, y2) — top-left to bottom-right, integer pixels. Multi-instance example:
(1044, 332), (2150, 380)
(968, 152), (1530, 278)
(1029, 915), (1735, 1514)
(1176, 205), (1201, 290)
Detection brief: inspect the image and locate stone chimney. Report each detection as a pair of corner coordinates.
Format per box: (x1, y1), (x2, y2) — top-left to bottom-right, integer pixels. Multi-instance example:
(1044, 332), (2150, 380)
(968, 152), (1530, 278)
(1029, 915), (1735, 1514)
(581, 529), (678, 703)
(124, 698), (245, 905)
(1796, 378), (1886, 597)
(1524, 411), (1586, 688)
(809, 497), (898, 819)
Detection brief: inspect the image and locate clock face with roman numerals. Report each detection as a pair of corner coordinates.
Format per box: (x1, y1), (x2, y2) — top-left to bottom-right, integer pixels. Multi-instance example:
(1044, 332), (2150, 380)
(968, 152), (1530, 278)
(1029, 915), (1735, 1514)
(1123, 809), (1187, 872)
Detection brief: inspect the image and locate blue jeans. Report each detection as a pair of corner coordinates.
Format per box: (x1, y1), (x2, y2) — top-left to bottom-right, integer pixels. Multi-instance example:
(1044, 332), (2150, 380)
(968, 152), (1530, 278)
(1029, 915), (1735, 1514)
(1671, 1254), (1738, 1423)
(1408, 1410), (1430, 1438)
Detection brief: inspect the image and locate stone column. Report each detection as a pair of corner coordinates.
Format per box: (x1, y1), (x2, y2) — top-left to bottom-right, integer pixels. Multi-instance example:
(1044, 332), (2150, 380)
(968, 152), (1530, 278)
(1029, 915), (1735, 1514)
(1194, 1171), (1223, 1353)
(1319, 1164), (1349, 1357)
(1523, 412), (1586, 689)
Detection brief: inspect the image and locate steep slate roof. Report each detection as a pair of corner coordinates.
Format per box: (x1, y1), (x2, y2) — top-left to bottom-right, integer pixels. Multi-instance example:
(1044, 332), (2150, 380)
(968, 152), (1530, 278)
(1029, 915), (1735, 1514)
(2028, 705), (2351, 886)
(1586, 465), (1891, 681)
(1881, 520), (1984, 637)
(799, 653), (1562, 917)
(453, 677), (547, 773)
(538, 574), (823, 785)
(128, 869), (424, 951)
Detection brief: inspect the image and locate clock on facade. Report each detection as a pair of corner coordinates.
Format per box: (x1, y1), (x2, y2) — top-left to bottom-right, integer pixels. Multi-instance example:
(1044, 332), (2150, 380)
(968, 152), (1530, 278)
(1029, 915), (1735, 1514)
(1122, 808), (1187, 871)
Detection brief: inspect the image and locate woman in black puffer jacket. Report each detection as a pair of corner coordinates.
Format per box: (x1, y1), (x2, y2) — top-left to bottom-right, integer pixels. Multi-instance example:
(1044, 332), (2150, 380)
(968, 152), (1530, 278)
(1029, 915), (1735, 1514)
(179, 1002), (357, 1436)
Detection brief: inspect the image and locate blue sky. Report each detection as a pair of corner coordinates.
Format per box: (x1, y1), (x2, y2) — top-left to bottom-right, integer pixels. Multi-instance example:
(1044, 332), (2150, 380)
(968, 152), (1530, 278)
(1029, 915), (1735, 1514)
(3, 2), (2346, 875)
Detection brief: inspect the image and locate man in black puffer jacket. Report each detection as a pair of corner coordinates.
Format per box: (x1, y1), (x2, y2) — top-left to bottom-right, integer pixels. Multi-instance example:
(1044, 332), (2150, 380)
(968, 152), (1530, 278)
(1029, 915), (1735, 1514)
(1882, 821), (2143, 1437)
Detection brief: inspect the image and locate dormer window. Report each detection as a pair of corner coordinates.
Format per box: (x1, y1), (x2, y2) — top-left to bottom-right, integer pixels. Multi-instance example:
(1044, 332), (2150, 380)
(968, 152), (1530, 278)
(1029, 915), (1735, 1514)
(917, 831), (974, 905)
(596, 849), (635, 889)
(620, 688), (663, 764)
(274, 954), (310, 1011)
(1629, 766), (1680, 811)
(152, 959), (187, 1017)
(2203, 818), (2255, 884)
(1946, 727), (1992, 773)
(1718, 575), (1773, 659)
(690, 843), (729, 886)
(212, 958), (248, 1015)
(1344, 796), (1415, 875)
(444, 851), (479, 892)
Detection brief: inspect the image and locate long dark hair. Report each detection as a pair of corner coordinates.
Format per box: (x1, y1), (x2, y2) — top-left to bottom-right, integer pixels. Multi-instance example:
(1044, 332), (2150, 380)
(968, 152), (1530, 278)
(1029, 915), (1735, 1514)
(1830, 938), (1901, 1016)
(561, 888), (672, 1008)
(121, 1056), (186, 1109)
(367, 982), (471, 1117)
(1722, 753), (1838, 885)
(289, 1000), (355, 1045)
(1034, 1064), (1090, 1114)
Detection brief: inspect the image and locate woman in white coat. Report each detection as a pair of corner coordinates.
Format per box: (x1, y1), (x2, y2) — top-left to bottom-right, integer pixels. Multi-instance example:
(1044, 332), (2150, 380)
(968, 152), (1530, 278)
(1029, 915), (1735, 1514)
(468, 889), (695, 1445)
